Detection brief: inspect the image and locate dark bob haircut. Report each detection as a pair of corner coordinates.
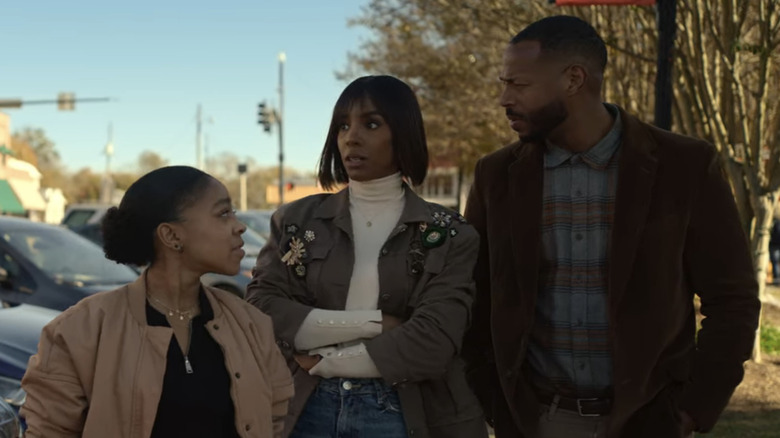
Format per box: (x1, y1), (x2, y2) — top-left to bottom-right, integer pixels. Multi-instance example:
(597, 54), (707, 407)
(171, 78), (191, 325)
(510, 15), (607, 73)
(317, 75), (429, 190)
(102, 166), (213, 266)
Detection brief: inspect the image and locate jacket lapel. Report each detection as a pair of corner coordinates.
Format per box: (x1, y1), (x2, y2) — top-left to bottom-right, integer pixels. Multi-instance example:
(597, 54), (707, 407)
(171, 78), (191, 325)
(314, 187), (353, 238)
(608, 110), (658, 314)
(507, 143), (543, 316)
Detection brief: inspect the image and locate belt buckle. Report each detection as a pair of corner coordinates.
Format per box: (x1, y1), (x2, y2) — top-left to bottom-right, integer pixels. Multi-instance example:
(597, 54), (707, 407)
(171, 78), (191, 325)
(576, 398), (601, 417)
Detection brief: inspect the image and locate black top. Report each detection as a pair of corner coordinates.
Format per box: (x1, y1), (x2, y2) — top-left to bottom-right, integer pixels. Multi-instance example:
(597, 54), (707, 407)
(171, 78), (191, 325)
(146, 289), (240, 438)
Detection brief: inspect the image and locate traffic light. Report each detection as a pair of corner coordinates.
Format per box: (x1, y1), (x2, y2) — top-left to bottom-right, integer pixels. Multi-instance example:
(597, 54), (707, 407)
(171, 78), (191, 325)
(58, 92), (75, 111)
(258, 102), (272, 132)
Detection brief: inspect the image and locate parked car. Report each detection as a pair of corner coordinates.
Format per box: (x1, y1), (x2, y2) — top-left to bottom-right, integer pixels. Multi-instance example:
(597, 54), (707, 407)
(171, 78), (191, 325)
(68, 222), (267, 298)
(200, 227), (265, 297)
(235, 209), (274, 240)
(0, 302), (60, 435)
(0, 217), (138, 311)
(0, 398), (19, 438)
(61, 203), (114, 228)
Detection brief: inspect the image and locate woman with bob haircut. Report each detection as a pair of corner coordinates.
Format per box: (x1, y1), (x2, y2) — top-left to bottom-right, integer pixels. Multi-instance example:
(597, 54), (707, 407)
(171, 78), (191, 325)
(247, 75), (487, 438)
(21, 166), (293, 438)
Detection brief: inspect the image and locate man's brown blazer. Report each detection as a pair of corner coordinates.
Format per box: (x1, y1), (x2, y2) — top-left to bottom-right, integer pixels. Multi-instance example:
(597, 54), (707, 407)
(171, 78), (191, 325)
(463, 108), (760, 437)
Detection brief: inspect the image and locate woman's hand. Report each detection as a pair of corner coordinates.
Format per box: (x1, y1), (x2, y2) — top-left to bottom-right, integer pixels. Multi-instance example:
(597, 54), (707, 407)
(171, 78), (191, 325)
(381, 314), (404, 332)
(294, 354), (322, 371)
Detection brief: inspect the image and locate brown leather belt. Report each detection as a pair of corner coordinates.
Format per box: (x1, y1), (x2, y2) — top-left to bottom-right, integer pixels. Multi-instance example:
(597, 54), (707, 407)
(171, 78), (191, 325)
(539, 393), (612, 417)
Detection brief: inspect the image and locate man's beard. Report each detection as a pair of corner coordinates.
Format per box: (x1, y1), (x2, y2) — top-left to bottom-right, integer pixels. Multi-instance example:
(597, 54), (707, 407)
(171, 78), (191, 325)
(514, 99), (568, 143)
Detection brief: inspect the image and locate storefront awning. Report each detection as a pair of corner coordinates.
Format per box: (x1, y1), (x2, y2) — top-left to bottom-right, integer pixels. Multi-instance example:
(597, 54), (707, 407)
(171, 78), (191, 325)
(8, 178), (47, 211)
(0, 180), (25, 215)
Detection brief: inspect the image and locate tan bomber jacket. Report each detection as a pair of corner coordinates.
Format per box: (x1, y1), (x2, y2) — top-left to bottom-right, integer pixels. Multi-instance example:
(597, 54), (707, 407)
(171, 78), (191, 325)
(21, 275), (293, 438)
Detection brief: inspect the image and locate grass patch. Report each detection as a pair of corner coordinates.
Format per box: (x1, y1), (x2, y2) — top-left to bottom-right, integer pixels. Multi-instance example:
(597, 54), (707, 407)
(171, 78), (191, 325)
(709, 410), (780, 438)
(761, 325), (780, 355)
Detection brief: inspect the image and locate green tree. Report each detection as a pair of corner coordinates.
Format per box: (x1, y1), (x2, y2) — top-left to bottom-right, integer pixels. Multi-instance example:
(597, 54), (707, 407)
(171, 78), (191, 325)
(9, 134), (38, 166)
(68, 168), (102, 203)
(112, 171), (139, 192)
(137, 150), (169, 175)
(10, 127), (69, 189)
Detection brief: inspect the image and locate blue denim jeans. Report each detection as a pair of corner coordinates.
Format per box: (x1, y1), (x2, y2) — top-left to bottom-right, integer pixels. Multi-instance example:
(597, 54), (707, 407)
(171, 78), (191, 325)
(290, 378), (407, 438)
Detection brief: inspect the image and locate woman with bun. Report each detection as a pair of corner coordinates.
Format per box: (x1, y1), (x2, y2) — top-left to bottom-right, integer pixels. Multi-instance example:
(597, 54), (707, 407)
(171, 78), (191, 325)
(21, 166), (293, 438)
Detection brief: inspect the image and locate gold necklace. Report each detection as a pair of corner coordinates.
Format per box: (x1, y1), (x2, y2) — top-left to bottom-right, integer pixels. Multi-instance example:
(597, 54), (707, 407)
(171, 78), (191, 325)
(352, 204), (391, 228)
(144, 273), (198, 321)
(146, 294), (198, 321)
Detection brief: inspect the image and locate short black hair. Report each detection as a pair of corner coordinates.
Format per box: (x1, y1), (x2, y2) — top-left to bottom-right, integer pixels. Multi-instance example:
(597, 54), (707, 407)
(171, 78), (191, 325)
(510, 15), (607, 72)
(102, 166), (213, 266)
(317, 75), (428, 190)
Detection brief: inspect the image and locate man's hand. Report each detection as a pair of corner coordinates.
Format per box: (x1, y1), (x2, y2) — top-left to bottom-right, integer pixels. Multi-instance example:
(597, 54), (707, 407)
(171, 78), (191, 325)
(294, 354), (321, 371)
(381, 314), (404, 332)
(679, 410), (697, 435)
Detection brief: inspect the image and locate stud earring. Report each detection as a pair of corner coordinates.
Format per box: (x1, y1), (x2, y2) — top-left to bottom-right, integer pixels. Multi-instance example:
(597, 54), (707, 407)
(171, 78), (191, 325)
(173, 243), (183, 252)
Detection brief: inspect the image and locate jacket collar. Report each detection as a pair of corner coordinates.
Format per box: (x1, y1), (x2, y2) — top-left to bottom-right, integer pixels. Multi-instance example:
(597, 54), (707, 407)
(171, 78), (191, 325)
(127, 271), (224, 326)
(313, 183), (432, 230)
(545, 104), (623, 170)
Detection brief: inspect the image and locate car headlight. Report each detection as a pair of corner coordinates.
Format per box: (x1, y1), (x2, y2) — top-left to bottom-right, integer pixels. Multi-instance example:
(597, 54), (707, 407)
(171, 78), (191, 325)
(0, 376), (25, 408)
(0, 398), (19, 438)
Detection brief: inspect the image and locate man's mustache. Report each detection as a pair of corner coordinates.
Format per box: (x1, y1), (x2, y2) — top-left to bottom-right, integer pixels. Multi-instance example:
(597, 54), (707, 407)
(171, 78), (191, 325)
(506, 109), (526, 119)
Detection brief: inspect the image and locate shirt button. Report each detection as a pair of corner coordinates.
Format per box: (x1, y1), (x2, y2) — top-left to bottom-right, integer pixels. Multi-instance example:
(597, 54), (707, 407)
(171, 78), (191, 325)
(381, 248), (389, 256)
(342, 380), (353, 390)
(213, 324), (220, 330)
(380, 293), (391, 301)
(245, 424), (251, 431)
(235, 372), (241, 379)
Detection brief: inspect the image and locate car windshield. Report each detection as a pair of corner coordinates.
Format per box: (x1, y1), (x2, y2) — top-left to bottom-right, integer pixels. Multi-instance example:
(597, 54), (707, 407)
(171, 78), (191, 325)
(237, 211), (272, 237)
(2, 225), (138, 286)
(243, 227), (267, 248)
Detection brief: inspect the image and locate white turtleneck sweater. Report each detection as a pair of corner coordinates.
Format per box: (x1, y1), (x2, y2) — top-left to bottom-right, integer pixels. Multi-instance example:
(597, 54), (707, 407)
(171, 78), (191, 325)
(294, 172), (406, 378)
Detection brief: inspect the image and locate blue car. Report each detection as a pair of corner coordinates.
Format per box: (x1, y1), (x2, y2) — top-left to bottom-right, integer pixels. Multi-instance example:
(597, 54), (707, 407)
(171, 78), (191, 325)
(0, 302), (60, 435)
(0, 217), (138, 311)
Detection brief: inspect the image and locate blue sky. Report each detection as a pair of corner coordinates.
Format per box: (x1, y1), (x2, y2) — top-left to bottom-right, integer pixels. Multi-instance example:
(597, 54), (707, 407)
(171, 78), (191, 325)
(2, 0), (370, 175)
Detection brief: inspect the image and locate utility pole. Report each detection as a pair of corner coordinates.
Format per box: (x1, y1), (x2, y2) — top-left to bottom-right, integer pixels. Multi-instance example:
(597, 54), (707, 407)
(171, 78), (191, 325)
(653, 0), (677, 130)
(204, 133), (210, 173)
(277, 52), (286, 205)
(101, 123), (114, 203)
(257, 52), (286, 206)
(195, 104), (203, 170)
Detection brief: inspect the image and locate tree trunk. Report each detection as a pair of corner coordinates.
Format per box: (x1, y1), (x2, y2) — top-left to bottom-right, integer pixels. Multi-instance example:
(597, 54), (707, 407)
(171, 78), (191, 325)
(750, 194), (775, 362)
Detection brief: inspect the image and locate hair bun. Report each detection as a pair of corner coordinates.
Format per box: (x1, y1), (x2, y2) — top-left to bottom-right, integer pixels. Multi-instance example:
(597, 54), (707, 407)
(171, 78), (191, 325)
(101, 206), (152, 266)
